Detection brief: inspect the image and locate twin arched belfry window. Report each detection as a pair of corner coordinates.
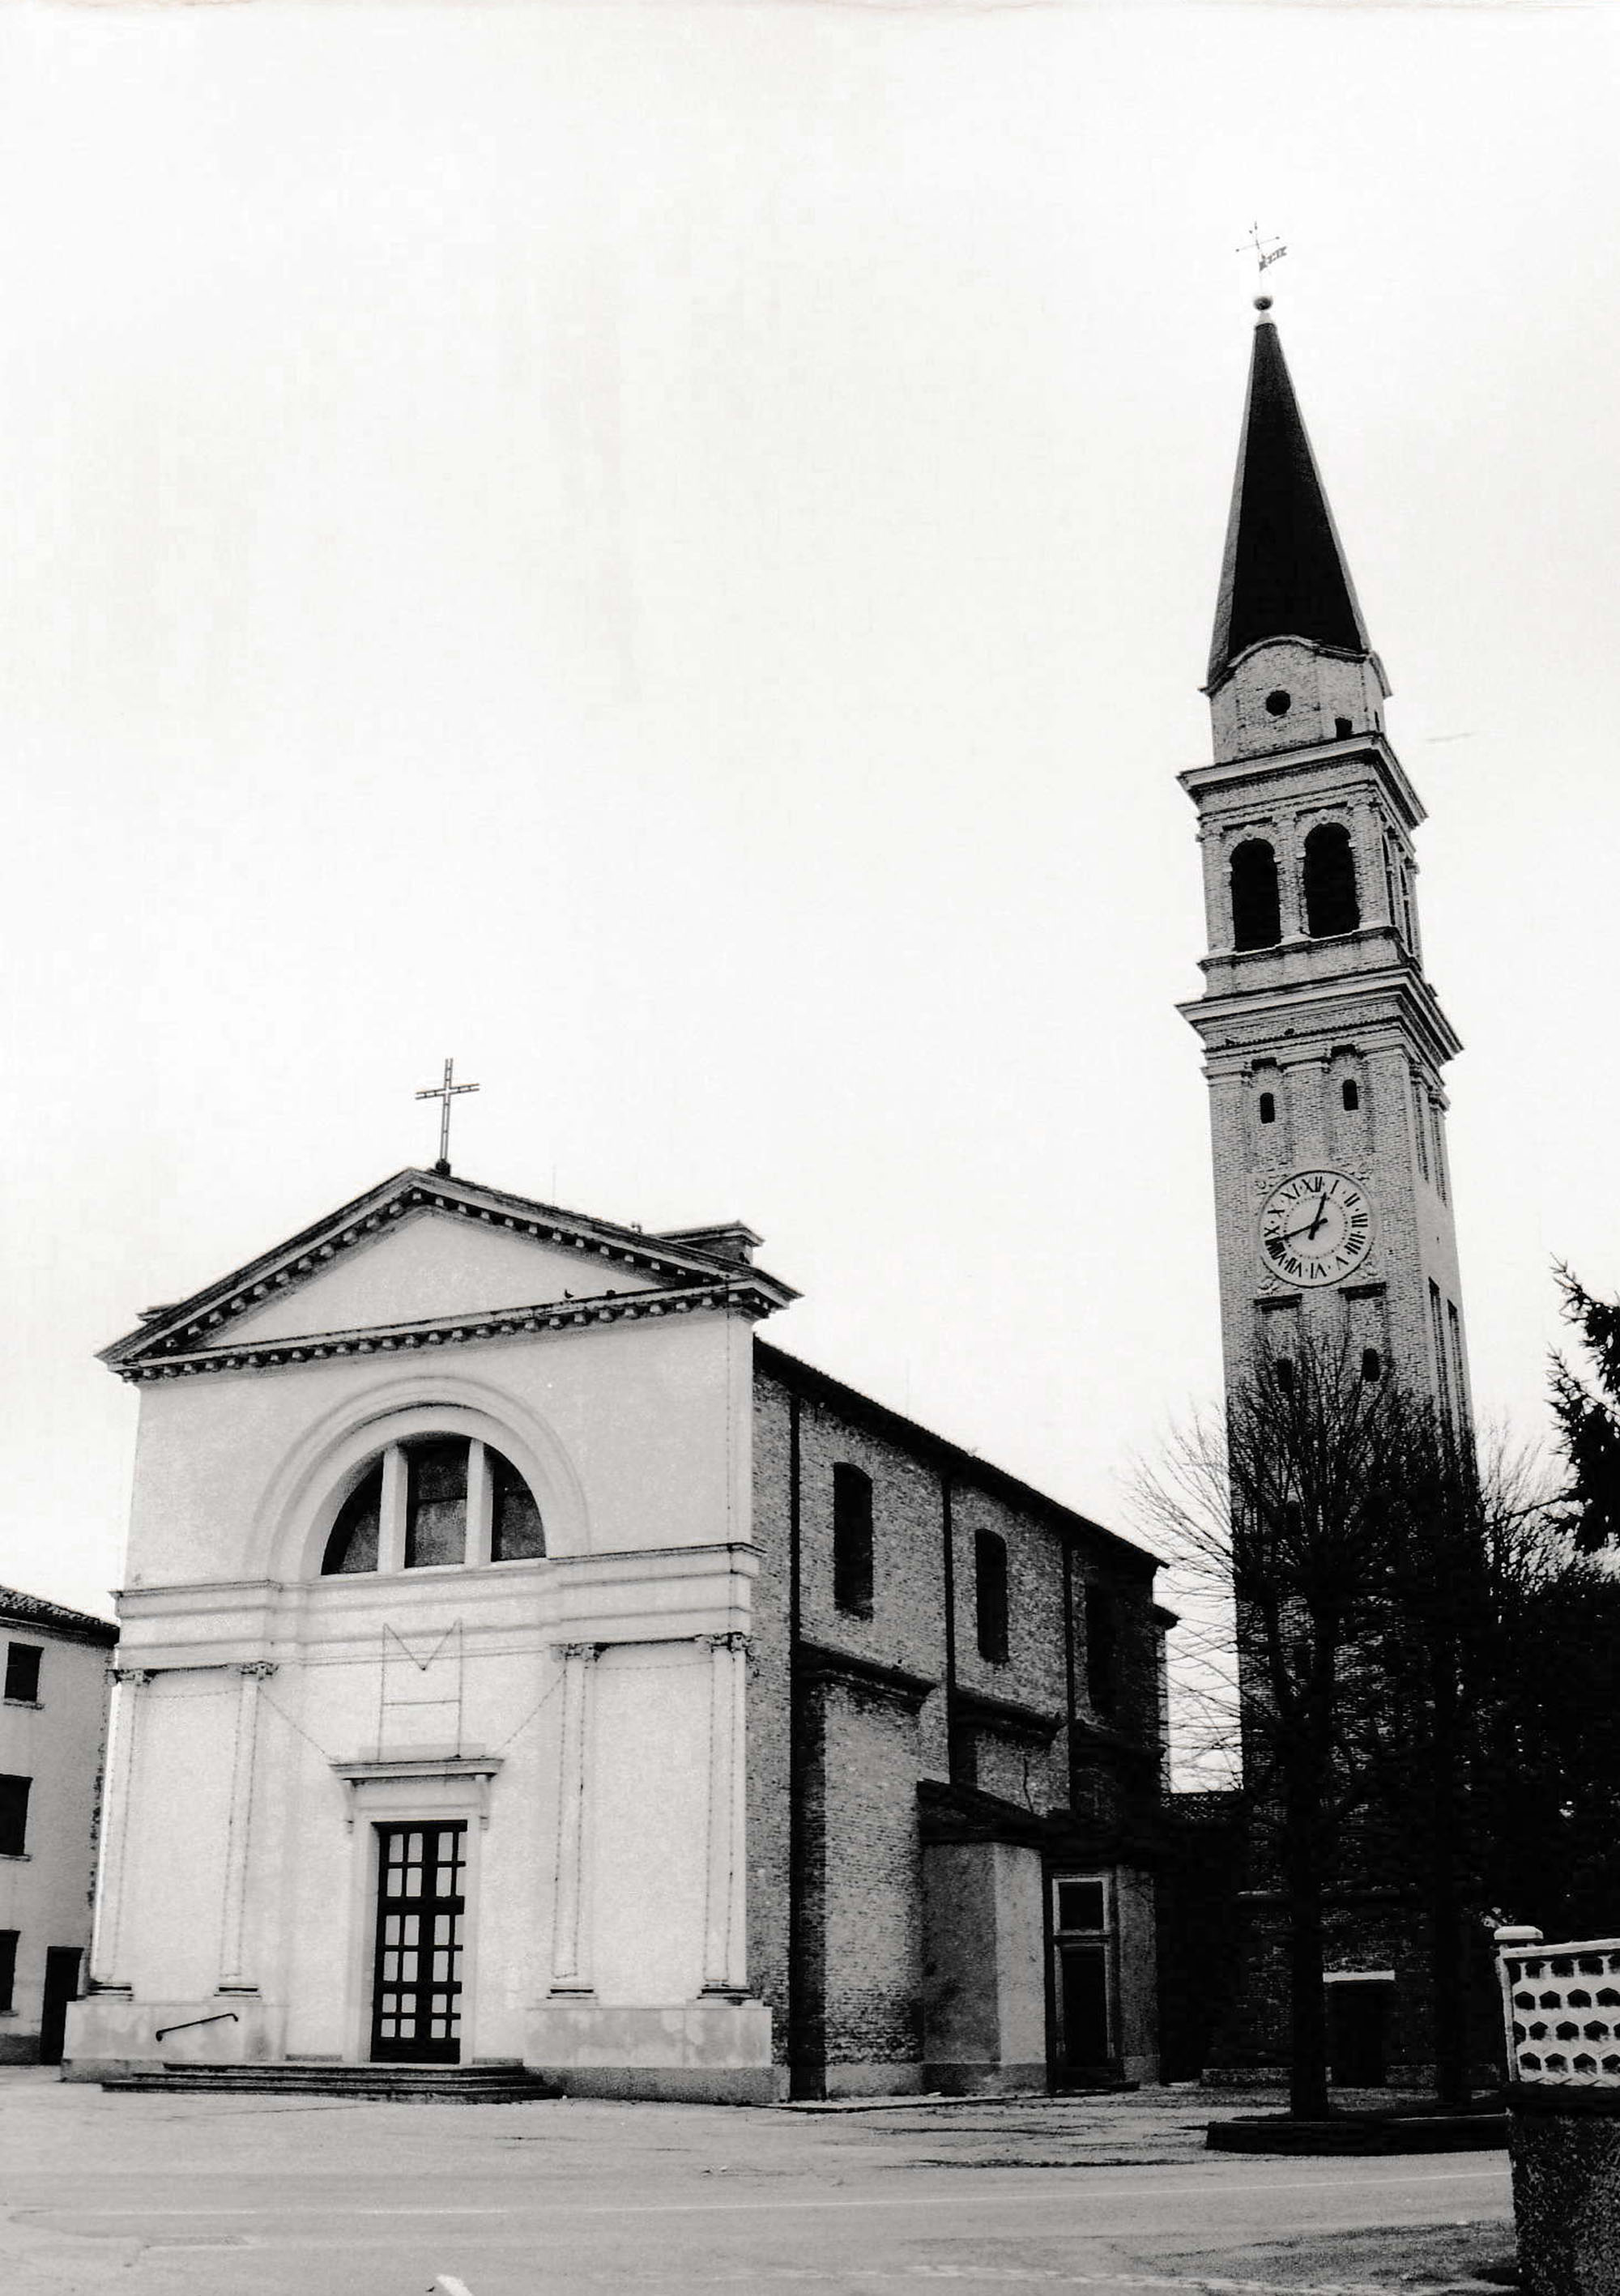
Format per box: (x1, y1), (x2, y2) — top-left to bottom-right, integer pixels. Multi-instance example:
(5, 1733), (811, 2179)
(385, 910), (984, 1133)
(1302, 824), (1360, 937)
(1230, 840), (1281, 951)
(1229, 822), (1361, 949)
(322, 1434), (546, 1574)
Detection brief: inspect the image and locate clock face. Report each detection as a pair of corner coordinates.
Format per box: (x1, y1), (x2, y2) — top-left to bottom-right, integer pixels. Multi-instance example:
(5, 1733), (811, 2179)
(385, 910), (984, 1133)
(1258, 1169), (1375, 1288)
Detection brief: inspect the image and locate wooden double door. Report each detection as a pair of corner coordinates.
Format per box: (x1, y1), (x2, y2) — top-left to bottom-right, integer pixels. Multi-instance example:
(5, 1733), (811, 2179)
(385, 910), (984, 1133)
(370, 1824), (466, 2064)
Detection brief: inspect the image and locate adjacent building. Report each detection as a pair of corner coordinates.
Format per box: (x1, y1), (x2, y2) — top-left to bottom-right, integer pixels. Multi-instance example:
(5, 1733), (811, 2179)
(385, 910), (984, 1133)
(66, 1168), (1168, 2098)
(1, 1587), (117, 2064)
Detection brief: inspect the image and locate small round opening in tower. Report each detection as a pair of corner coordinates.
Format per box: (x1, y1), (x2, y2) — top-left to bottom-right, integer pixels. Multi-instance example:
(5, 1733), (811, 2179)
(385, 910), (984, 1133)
(1264, 689), (1291, 717)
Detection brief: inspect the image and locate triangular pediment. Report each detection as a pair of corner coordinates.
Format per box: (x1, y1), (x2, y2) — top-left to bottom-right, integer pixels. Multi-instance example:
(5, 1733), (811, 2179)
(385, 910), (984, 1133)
(209, 1214), (661, 1343)
(103, 1169), (796, 1376)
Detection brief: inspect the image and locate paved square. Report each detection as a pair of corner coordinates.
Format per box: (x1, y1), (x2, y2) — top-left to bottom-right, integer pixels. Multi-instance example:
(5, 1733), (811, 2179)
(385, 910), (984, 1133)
(0, 2073), (1513, 2295)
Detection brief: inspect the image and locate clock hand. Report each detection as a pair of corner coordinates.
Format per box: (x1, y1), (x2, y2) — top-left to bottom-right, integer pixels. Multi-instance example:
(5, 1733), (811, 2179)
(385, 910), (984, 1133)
(1306, 1192), (1329, 1240)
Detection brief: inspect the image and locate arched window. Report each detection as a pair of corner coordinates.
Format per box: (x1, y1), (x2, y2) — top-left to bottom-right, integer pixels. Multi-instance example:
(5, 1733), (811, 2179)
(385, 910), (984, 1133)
(1303, 823), (1360, 937)
(320, 1434), (544, 1574)
(325, 1466), (382, 1574)
(974, 1530), (1009, 1664)
(832, 1463), (874, 1619)
(405, 1436), (469, 1568)
(490, 1450), (545, 1561)
(1258, 1091), (1277, 1126)
(1230, 839), (1281, 952)
(1362, 1348), (1383, 1383)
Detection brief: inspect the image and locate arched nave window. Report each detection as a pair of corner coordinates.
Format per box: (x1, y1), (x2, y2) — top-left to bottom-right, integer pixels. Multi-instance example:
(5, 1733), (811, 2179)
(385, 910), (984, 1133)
(321, 1433), (545, 1574)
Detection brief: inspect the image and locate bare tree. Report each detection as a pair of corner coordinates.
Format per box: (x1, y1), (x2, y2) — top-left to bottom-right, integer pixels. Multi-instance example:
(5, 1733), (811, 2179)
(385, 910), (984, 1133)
(1145, 1332), (1620, 2118)
(1140, 1334), (1433, 2120)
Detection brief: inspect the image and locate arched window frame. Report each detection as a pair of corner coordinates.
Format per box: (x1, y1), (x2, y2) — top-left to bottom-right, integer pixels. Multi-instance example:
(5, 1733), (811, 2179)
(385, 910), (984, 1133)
(319, 1429), (546, 1574)
(1229, 837), (1282, 952)
(262, 1389), (582, 1584)
(301, 1403), (556, 1580)
(1302, 820), (1361, 938)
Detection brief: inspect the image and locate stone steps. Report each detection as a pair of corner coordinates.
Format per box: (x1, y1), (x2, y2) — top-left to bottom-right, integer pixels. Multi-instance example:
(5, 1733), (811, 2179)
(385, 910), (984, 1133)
(99, 2063), (562, 2103)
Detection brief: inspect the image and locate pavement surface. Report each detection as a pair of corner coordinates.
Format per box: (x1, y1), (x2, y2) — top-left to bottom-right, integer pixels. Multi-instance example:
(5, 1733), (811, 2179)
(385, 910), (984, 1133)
(0, 2070), (1516, 2296)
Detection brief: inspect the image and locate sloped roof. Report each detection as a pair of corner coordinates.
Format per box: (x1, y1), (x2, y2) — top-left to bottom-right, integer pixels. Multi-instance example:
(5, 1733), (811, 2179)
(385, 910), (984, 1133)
(102, 1167), (796, 1381)
(755, 1340), (1159, 1578)
(0, 1584), (118, 1645)
(1207, 310), (1372, 688)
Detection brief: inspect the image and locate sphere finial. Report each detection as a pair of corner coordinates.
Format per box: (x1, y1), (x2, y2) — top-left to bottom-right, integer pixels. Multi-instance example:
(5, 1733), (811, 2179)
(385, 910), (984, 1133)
(1254, 293), (1273, 313)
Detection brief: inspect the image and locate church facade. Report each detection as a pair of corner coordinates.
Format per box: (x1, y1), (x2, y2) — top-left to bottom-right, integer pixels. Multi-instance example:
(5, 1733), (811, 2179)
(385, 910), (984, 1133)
(66, 1166), (1168, 2098)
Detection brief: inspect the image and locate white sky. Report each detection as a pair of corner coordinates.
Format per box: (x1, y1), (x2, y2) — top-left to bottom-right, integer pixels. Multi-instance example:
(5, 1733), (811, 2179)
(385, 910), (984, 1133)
(2, 0), (1618, 1642)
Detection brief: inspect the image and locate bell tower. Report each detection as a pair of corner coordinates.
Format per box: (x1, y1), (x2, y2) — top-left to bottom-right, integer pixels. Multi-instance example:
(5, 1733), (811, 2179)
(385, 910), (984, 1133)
(1180, 296), (1471, 1427)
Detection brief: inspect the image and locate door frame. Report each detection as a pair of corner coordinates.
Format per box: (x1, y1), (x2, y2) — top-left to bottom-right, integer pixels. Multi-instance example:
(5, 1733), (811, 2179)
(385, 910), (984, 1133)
(1047, 1868), (1119, 2085)
(369, 1821), (468, 2064)
(1325, 1968), (1395, 2088)
(337, 1761), (496, 2066)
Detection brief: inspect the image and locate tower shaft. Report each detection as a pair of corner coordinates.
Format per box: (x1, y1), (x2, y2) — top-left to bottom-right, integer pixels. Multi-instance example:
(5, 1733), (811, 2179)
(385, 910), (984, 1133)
(1182, 310), (1470, 1429)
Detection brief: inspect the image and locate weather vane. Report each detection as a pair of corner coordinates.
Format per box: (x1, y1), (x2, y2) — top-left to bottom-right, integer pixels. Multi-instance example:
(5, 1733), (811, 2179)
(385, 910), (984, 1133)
(416, 1056), (480, 1175)
(1238, 222), (1288, 277)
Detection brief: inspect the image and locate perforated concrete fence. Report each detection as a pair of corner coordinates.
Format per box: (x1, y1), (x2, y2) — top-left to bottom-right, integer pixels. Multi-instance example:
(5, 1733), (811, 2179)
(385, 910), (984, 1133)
(1498, 1929), (1620, 2296)
(1498, 1928), (1620, 2087)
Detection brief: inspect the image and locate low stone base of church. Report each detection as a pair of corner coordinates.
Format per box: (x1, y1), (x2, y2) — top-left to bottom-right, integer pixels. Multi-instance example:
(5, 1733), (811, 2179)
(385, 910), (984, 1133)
(524, 1998), (778, 2104)
(809, 2060), (925, 2099)
(62, 1994), (287, 2081)
(921, 2058), (1046, 2097)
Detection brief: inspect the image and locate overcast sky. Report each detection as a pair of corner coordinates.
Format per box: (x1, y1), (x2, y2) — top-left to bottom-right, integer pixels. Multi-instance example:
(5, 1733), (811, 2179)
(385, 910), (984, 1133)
(3, 0), (1618, 1643)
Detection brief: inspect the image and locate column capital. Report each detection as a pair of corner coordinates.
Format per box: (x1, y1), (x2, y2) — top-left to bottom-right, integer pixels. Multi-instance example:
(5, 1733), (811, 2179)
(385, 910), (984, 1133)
(109, 1666), (155, 1686)
(554, 1641), (600, 1663)
(234, 1660), (279, 1681)
(700, 1631), (750, 1655)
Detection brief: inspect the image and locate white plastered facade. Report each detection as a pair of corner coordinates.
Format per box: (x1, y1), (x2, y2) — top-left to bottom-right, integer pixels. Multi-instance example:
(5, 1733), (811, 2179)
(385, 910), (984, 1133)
(66, 1176), (788, 2100)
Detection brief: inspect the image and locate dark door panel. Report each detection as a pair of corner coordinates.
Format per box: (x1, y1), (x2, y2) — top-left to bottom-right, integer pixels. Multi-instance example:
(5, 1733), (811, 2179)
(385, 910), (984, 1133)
(370, 1825), (465, 2064)
(38, 1948), (81, 2066)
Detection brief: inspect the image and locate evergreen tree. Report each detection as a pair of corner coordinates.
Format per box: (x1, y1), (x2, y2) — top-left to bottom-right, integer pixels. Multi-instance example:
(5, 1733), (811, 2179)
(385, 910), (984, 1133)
(1550, 1264), (1620, 1551)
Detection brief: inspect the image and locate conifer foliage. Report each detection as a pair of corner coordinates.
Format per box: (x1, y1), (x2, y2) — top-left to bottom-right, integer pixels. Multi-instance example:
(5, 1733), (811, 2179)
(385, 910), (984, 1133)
(1550, 1263), (1620, 1552)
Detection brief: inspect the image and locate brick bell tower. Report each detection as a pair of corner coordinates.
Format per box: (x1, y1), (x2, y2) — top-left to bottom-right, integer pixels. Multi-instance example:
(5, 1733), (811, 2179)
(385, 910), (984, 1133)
(1180, 295), (1472, 1430)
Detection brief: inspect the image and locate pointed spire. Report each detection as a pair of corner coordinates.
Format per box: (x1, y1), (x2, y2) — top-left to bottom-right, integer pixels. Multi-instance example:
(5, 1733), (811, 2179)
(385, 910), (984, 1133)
(1207, 300), (1371, 689)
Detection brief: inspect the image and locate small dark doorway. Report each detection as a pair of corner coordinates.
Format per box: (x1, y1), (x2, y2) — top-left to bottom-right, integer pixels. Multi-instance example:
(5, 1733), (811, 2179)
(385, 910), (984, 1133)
(1050, 1874), (1117, 2085)
(38, 1948), (81, 2066)
(370, 1824), (466, 2064)
(1055, 1944), (1111, 2069)
(1327, 1979), (1391, 2088)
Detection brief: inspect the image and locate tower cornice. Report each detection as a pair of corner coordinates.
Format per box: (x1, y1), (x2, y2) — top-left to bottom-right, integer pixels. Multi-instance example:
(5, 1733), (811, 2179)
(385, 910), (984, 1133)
(1179, 731), (1426, 836)
(1179, 962), (1463, 1073)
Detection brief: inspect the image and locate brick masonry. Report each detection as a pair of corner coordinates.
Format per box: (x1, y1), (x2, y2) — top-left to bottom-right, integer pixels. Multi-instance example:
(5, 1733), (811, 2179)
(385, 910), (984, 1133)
(1180, 434), (1477, 2078)
(748, 1344), (1166, 2097)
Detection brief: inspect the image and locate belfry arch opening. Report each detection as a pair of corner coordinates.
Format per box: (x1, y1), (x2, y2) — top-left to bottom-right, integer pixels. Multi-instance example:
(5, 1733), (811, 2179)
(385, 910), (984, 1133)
(1303, 823), (1360, 938)
(1230, 839), (1281, 951)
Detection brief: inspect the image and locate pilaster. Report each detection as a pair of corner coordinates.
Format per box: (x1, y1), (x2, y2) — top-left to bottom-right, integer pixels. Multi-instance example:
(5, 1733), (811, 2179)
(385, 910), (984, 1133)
(548, 1642), (597, 1996)
(87, 1667), (153, 1993)
(218, 1662), (277, 1993)
(700, 1632), (751, 1996)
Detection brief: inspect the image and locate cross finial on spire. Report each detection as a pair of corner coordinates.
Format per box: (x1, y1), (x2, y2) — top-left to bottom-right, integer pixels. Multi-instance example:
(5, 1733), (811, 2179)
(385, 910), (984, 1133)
(1237, 222), (1288, 278)
(415, 1057), (480, 1176)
